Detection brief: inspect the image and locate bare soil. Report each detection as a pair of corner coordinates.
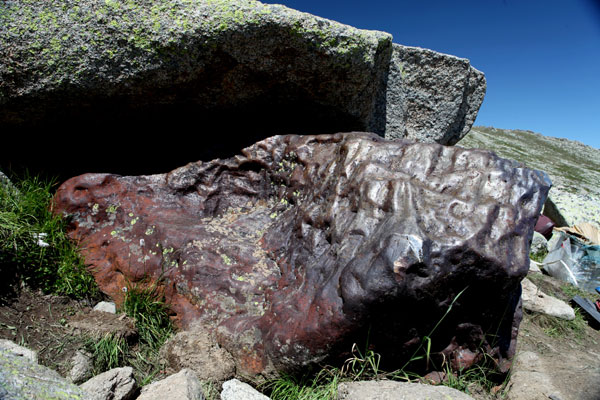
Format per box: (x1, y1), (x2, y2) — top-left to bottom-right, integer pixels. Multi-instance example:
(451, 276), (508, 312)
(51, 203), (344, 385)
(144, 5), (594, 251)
(0, 287), (92, 376)
(515, 272), (600, 400)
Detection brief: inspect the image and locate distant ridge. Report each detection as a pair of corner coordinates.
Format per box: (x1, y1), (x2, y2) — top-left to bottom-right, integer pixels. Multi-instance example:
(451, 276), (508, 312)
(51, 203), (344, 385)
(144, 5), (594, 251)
(459, 126), (600, 198)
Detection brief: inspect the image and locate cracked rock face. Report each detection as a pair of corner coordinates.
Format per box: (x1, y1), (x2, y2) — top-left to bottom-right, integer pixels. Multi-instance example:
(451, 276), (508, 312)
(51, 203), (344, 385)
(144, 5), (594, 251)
(53, 132), (550, 378)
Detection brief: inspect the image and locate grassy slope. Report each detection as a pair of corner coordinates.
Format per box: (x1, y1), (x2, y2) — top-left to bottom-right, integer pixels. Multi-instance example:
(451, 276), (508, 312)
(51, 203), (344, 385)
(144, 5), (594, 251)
(458, 126), (600, 196)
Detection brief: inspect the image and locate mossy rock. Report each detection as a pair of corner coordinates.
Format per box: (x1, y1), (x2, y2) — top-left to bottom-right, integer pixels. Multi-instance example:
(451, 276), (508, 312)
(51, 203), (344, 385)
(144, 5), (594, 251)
(0, 347), (85, 399)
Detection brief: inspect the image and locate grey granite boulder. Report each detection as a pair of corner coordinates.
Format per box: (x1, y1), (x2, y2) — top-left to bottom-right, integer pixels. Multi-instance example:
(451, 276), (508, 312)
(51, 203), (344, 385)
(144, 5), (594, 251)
(138, 369), (204, 400)
(80, 366), (137, 400)
(385, 44), (486, 145)
(69, 349), (94, 384)
(0, 0), (392, 135)
(338, 380), (475, 400)
(0, 344), (85, 400)
(543, 188), (600, 228)
(521, 278), (575, 320)
(1, 0), (484, 177)
(0, 339), (38, 364)
(220, 379), (269, 400)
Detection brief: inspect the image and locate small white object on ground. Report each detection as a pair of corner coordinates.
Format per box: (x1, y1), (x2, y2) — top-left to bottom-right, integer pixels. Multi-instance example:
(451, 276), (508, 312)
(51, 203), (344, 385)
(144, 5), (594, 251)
(93, 301), (117, 314)
(32, 232), (50, 247)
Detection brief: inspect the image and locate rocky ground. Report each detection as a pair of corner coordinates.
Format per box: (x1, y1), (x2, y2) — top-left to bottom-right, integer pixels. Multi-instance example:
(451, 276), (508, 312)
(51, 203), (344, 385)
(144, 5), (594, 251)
(2, 270), (600, 399)
(0, 288), (92, 378)
(513, 271), (600, 400)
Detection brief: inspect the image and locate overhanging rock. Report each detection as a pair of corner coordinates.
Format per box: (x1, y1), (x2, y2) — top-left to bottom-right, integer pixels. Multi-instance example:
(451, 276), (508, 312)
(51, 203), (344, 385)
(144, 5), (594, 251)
(54, 132), (550, 378)
(1, 0), (485, 176)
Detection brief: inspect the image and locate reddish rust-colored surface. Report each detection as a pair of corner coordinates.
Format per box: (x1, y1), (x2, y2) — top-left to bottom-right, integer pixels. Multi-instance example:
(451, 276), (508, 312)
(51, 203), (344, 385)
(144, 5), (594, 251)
(54, 132), (551, 377)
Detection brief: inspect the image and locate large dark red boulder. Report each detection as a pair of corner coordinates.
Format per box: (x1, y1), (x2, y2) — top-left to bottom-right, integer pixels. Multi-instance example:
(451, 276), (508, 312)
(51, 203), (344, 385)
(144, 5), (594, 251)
(53, 132), (550, 378)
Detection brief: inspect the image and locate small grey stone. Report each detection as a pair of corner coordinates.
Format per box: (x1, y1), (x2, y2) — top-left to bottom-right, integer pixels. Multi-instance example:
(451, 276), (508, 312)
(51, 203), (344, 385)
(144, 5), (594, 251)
(137, 369), (204, 400)
(93, 301), (117, 314)
(69, 349), (93, 384)
(337, 380), (475, 399)
(528, 259), (542, 273)
(80, 366), (137, 400)
(0, 339), (38, 364)
(521, 278), (575, 320)
(0, 170), (15, 190)
(529, 231), (548, 256)
(220, 379), (270, 400)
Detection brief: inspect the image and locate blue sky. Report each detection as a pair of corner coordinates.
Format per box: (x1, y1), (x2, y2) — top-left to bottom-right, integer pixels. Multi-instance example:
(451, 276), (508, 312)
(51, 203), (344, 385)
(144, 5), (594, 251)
(263, 0), (600, 149)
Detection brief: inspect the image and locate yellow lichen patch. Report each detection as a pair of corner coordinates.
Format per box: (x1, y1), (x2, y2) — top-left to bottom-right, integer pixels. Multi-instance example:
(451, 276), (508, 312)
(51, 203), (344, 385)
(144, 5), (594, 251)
(221, 253), (234, 265)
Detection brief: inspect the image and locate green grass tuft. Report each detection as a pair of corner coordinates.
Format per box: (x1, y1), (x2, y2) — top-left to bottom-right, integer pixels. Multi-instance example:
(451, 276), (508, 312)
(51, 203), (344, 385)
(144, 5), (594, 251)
(86, 333), (129, 374)
(122, 281), (174, 350)
(263, 369), (340, 400)
(529, 308), (587, 341)
(120, 280), (175, 385)
(530, 248), (548, 264)
(200, 381), (221, 400)
(0, 172), (98, 299)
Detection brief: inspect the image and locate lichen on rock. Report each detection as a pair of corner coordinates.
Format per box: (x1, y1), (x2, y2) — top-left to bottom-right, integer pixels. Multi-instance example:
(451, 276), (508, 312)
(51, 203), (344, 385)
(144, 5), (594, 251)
(53, 132), (550, 378)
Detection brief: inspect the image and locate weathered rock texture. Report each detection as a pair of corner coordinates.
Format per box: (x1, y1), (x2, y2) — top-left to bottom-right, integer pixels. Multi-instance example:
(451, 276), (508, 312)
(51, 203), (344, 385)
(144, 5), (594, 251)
(79, 367), (137, 400)
(385, 44), (486, 145)
(221, 379), (270, 400)
(159, 323), (236, 381)
(137, 369), (204, 400)
(521, 278), (575, 321)
(506, 351), (564, 400)
(0, 343), (85, 399)
(54, 132), (550, 378)
(338, 380), (475, 400)
(0, 0), (485, 178)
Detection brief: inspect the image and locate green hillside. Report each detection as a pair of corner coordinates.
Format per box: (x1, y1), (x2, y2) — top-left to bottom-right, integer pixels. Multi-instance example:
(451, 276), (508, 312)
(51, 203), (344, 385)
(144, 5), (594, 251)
(459, 126), (600, 197)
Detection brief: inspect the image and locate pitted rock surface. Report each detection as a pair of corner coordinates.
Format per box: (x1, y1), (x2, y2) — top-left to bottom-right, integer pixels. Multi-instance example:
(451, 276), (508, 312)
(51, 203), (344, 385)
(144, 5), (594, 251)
(54, 132), (550, 378)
